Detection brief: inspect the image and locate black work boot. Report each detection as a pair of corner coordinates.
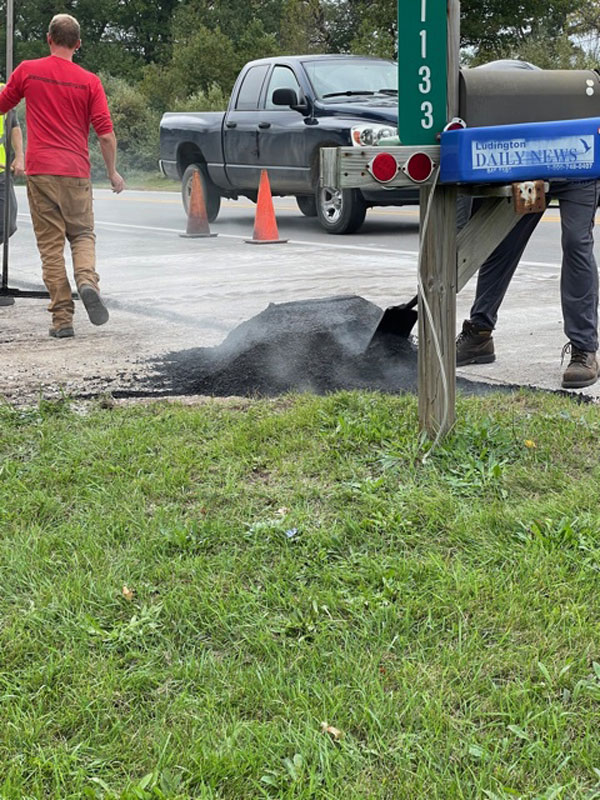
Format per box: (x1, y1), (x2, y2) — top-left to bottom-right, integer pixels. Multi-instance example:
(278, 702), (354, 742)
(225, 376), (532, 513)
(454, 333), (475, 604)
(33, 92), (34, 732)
(456, 319), (495, 367)
(561, 343), (599, 389)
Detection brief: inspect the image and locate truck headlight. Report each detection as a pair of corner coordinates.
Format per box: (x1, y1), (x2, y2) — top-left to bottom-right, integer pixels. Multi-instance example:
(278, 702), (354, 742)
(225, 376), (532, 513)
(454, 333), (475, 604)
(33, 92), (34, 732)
(351, 124), (398, 147)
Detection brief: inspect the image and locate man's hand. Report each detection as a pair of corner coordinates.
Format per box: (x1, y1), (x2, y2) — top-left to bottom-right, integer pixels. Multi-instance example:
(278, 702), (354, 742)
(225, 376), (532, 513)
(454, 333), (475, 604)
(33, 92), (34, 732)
(109, 171), (124, 194)
(11, 155), (25, 177)
(98, 133), (124, 193)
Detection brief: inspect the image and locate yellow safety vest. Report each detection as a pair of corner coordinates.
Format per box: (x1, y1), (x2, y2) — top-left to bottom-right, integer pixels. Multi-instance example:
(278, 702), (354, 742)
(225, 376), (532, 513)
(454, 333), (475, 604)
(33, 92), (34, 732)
(0, 84), (5, 171)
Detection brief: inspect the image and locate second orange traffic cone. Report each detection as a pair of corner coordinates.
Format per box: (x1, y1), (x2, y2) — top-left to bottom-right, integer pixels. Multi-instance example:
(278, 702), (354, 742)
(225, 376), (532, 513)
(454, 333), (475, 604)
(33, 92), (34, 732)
(245, 170), (288, 245)
(180, 170), (217, 238)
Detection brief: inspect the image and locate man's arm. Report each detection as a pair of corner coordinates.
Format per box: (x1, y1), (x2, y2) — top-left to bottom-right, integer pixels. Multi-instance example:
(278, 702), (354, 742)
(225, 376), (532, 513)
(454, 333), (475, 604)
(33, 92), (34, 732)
(90, 77), (123, 193)
(10, 124), (24, 177)
(0, 67), (24, 115)
(97, 132), (124, 194)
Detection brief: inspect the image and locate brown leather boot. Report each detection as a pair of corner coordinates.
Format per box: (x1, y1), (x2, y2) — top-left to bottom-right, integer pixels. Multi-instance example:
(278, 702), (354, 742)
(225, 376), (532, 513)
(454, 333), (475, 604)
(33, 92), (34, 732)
(561, 344), (599, 388)
(456, 320), (495, 367)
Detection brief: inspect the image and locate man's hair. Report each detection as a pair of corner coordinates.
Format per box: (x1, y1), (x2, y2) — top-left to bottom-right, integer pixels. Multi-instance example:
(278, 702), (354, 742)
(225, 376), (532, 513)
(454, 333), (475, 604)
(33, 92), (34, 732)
(48, 14), (80, 49)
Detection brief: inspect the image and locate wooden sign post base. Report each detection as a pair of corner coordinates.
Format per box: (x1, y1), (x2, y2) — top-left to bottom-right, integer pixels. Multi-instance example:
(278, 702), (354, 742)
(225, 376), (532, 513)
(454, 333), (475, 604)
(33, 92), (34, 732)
(418, 183), (457, 438)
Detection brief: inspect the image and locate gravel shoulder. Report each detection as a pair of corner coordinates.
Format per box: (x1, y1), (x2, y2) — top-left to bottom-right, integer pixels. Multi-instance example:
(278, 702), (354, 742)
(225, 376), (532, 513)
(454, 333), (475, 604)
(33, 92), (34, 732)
(0, 299), (189, 406)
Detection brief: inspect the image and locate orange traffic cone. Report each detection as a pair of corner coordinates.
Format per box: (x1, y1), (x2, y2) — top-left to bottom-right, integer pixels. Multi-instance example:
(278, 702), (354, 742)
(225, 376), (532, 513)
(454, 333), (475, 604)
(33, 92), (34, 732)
(180, 170), (217, 238)
(245, 170), (288, 244)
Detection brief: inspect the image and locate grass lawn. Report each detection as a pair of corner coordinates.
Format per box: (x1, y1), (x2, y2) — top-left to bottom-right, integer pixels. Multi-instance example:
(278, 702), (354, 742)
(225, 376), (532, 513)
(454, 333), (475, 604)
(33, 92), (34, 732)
(0, 390), (599, 800)
(92, 172), (179, 192)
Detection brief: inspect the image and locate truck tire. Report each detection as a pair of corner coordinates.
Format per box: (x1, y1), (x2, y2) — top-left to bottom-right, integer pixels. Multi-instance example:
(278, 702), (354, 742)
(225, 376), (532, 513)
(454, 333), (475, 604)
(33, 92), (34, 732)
(316, 186), (366, 234)
(296, 195), (317, 217)
(182, 164), (221, 223)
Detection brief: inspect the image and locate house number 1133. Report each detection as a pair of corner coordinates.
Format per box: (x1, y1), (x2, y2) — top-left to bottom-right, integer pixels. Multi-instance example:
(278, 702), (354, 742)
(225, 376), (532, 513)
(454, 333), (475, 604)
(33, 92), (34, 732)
(398, 0), (447, 144)
(419, 0), (434, 129)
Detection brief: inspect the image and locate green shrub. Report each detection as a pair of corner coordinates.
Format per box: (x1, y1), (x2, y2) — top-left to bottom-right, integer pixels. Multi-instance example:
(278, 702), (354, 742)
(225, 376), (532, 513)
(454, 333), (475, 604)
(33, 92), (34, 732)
(89, 74), (162, 179)
(169, 83), (229, 113)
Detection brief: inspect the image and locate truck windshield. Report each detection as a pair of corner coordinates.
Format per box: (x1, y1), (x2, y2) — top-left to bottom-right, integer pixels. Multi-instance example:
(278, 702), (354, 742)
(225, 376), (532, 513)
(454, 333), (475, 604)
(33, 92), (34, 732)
(303, 59), (397, 100)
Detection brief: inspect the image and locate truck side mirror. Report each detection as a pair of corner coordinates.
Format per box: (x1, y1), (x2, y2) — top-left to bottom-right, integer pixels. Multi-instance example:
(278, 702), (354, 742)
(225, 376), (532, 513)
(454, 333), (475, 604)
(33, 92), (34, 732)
(272, 88), (298, 106)
(272, 88), (309, 114)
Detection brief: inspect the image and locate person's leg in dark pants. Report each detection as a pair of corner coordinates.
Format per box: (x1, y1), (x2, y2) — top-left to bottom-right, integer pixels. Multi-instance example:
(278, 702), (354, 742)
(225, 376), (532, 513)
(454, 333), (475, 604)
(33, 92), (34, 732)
(554, 181), (599, 351)
(469, 210), (544, 330)
(456, 209), (544, 365)
(554, 180), (600, 387)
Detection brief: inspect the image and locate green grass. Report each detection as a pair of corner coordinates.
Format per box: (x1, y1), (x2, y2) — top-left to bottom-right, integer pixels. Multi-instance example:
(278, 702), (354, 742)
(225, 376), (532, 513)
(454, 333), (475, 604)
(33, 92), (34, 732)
(15, 172), (177, 193)
(0, 390), (599, 800)
(92, 171), (178, 192)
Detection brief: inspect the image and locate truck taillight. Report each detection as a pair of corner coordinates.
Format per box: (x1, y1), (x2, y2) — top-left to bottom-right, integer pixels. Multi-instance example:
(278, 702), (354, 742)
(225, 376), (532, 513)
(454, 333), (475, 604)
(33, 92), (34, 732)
(402, 152), (435, 183)
(444, 118), (467, 132)
(368, 152), (399, 183)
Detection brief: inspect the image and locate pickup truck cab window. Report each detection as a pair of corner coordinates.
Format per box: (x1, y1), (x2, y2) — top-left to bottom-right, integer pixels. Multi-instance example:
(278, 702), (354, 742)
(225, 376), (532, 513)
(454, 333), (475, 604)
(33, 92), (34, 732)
(235, 65), (269, 110)
(303, 59), (397, 101)
(265, 66), (302, 109)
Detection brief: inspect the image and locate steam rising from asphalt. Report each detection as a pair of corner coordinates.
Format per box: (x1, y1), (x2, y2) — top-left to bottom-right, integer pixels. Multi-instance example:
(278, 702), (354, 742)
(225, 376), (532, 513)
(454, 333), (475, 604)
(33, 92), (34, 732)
(146, 295), (416, 396)
(144, 295), (492, 398)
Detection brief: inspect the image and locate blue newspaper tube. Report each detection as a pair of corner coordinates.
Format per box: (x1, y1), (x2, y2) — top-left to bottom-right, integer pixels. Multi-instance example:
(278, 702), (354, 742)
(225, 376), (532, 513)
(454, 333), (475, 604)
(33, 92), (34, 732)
(440, 117), (600, 184)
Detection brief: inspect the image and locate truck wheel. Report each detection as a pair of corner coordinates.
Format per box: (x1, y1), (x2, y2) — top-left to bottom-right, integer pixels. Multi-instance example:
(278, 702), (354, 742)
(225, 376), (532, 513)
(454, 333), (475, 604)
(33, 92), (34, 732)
(316, 186), (366, 234)
(182, 164), (221, 223)
(296, 195), (317, 217)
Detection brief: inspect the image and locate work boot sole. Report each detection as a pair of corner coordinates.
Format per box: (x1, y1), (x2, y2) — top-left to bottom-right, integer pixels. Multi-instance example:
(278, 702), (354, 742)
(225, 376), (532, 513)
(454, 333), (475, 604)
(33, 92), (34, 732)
(49, 326), (74, 339)
(79, 285), (109, 326)
(561, 374), (599, 389)
(457, 353), (496, 367)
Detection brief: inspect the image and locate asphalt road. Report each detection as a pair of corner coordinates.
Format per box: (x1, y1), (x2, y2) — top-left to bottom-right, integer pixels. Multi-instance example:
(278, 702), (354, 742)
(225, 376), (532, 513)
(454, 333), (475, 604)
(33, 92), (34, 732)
(8, 185), (574, 322)
(11, 185), (572, 273)
(81, 188), (570, 261)
(80, 187), (564, 259)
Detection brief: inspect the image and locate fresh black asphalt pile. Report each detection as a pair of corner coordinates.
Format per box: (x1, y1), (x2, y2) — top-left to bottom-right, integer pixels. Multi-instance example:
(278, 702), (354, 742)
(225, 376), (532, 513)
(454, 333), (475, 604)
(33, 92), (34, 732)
(144, 295), (495, 397)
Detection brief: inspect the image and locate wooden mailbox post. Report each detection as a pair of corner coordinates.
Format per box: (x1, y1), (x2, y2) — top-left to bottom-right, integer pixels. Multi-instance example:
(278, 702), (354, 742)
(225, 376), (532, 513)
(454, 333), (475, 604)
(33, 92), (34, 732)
(320, 0), (524, 440)
(398, 0), (461, 438)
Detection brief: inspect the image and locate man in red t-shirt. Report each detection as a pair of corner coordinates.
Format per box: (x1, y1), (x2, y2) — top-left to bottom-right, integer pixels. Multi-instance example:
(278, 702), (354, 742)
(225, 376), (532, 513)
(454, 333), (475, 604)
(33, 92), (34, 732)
(0, 13), (124, 337)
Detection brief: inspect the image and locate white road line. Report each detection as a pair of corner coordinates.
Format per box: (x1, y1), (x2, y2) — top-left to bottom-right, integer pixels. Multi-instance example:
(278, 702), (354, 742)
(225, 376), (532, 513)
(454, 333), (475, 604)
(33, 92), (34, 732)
(98, 221), (419, 255)
(90, 221), (567, 267)
(17, 213), (416, 255)
(16, 213), (563, 269)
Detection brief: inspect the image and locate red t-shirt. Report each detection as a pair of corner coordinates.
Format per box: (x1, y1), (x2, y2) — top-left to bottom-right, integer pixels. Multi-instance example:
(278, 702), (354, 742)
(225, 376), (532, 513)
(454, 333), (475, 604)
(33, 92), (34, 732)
(0, 55), (113, 178)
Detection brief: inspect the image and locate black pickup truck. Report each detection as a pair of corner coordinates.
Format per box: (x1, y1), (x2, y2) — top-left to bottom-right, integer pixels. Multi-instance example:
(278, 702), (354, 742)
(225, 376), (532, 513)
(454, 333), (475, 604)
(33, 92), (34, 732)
(159, 54), (419, 234)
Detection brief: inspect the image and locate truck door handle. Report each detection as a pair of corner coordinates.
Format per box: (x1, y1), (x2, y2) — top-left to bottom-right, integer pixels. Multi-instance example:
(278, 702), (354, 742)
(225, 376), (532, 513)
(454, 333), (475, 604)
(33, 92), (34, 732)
(225, 121), (237, 129)
(258, 122), (271, 129)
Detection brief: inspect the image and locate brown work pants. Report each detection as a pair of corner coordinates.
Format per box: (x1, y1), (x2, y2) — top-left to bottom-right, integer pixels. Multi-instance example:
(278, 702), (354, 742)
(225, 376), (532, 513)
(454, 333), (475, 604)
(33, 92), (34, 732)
(27, 175), (99, 329)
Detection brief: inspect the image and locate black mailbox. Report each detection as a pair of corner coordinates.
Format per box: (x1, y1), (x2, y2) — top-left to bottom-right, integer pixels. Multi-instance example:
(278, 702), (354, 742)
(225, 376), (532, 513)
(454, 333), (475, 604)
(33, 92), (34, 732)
(459, 69), (600, 127)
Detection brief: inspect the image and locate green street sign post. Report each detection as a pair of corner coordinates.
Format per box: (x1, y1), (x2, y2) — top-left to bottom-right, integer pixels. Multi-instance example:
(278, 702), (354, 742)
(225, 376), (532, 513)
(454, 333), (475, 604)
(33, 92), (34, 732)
(400, 0), (460, 439)
(398, 0), (449, 145)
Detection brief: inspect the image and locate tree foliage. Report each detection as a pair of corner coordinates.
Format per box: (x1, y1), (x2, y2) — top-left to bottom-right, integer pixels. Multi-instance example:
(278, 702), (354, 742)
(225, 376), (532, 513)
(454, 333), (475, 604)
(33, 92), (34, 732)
(0, 0), (596, 92)
(461, 0), (583, 63)
(570, 2), (600, 60)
